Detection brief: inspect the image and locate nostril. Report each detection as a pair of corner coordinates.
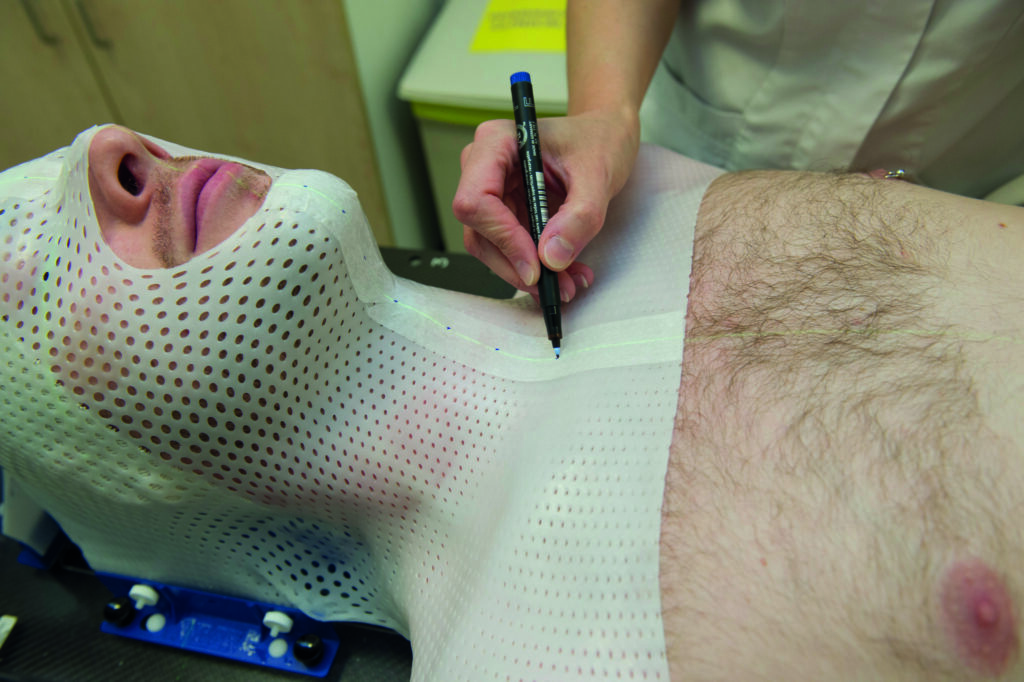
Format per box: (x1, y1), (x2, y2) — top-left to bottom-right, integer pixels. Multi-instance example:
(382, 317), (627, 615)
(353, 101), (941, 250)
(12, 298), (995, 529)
(117, 157), (141, 196)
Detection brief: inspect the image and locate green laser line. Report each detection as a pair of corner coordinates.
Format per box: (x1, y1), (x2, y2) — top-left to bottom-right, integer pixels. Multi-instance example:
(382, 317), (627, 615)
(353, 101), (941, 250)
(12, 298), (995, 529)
(385, 297), (684, 362)
(0, 175), (57, 186)
(275, 182), (346, 212)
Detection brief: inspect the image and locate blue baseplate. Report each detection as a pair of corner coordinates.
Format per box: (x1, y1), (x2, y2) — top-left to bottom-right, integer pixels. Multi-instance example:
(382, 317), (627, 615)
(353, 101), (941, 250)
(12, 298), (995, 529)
(96, 573), (341, 676)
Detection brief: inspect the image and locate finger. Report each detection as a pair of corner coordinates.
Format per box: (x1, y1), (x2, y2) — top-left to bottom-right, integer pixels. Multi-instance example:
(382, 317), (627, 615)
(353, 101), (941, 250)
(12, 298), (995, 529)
(459, 189), (540, 280)
(463, 217), (595, 301)
(554, 262), (596, 303)
(564, 261), (594, 296)
(453, 123), (541, 282)
(537, 189), (608, 273)
(525, 268), (578, 306)
(556, 268), (575, 303)
(463, 224), (532, 292)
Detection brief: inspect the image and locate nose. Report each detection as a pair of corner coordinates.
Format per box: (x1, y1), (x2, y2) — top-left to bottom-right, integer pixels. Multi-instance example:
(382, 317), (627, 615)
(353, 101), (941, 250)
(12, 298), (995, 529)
(87, 126), (172, 224)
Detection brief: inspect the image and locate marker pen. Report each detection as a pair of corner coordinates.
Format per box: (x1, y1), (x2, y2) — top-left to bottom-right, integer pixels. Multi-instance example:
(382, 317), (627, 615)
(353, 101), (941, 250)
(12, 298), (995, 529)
(510, 71), (562, 358)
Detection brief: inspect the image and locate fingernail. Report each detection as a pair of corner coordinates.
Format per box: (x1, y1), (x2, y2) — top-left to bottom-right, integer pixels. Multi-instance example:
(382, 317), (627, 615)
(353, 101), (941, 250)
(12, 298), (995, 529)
(561, 287), (571, 303)
(543, 236), (575, 270)
(516, 260), (536, 286)
(573, 273), (590, 290)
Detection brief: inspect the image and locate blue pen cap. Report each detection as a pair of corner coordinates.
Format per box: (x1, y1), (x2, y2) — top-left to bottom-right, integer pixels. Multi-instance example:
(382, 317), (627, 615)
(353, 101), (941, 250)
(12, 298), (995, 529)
(510, 71), (531, 85)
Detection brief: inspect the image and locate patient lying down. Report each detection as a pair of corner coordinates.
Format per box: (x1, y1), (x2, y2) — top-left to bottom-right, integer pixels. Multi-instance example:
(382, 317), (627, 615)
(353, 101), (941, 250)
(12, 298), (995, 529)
(0, 125), (1022, 681)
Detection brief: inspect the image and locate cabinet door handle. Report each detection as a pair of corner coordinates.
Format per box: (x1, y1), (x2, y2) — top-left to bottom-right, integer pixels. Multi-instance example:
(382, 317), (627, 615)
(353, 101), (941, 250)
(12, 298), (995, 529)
(75, 0), (112, 49)
(20, 0), (59, 45)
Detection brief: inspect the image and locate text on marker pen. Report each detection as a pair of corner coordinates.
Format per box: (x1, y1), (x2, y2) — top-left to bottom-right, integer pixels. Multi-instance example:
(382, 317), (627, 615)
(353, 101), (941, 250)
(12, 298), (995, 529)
(510, 71), (562, 358)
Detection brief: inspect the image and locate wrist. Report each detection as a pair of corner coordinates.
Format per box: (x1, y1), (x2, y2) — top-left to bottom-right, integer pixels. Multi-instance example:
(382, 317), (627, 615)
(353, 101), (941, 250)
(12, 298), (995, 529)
(569, 106), (640, 153)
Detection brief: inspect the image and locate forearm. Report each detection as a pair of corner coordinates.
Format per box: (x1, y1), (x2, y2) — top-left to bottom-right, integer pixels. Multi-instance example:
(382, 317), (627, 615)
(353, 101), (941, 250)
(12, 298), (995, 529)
(566, 0), (680, 117)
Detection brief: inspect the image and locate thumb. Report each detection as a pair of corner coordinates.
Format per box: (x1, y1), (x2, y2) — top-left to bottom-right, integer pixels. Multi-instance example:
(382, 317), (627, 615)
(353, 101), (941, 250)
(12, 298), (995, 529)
(539, 194), (607, 272)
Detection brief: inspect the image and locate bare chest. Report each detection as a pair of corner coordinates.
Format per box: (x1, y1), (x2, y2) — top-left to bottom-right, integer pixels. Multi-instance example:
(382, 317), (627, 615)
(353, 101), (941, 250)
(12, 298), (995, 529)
(658, 171), (1024, 681)
(660, 337), (1024, 680)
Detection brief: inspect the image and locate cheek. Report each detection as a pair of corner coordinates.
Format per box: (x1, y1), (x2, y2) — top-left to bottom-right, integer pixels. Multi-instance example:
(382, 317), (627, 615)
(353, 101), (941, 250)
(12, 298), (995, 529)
(99, 224), (159, 267)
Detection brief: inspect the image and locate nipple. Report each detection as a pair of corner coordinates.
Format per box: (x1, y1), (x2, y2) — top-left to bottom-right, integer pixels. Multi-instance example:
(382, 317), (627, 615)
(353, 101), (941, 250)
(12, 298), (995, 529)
(940, 558), (1019, 677)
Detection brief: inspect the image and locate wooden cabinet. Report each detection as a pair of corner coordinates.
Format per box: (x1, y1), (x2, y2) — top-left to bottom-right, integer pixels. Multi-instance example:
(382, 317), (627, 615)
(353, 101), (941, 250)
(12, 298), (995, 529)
(1, 0), (392, 244)
(0, 1), (113, 167)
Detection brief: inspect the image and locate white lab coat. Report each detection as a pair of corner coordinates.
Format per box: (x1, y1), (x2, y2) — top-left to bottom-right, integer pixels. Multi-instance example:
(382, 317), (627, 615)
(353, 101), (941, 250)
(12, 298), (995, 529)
(640, 0), (1024, 197)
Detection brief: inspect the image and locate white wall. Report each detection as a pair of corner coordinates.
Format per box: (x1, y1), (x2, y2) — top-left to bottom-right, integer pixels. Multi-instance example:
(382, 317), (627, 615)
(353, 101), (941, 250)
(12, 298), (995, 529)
(344, 0), (446, 248)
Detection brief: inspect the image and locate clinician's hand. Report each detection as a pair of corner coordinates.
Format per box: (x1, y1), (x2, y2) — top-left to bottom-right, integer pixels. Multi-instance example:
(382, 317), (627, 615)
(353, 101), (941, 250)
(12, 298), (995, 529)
(452, 109), (639, 300)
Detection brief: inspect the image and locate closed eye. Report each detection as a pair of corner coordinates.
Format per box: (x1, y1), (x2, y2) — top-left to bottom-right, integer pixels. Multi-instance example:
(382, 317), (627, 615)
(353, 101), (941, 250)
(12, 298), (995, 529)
(118, 157), (141, 195)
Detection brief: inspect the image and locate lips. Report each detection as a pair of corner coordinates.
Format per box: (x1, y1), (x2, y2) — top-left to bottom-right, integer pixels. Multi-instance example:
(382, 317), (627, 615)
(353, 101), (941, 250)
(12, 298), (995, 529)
(195, 162), (249, 248)
(175, 158), (270, 257)
(179, 158), (227, 251)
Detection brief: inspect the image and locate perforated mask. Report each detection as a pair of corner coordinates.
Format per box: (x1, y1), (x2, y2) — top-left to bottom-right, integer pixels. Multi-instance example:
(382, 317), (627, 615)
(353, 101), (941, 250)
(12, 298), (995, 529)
(0, 125), (721, 680)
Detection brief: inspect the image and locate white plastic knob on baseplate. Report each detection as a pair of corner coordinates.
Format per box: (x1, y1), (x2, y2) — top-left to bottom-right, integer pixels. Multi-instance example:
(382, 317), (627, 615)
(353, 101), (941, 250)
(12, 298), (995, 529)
(128, 584), (160, 610)
(263, 611), (293, 638)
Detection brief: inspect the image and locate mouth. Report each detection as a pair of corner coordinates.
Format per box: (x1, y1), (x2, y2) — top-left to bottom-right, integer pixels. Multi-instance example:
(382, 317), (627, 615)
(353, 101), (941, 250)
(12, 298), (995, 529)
(177, 158), (271, 255)
(179, 158), (228, 252)
(195, 162), (252, 248)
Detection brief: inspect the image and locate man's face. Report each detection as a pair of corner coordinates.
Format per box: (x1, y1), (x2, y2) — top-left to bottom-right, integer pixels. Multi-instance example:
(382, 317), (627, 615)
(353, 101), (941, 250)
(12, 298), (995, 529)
(0, 122), (375, 504)
(88, 125), (271, 269)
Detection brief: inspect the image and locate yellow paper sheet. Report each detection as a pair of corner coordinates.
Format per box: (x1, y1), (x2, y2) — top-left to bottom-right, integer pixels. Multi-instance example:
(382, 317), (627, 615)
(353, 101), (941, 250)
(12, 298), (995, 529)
(470, 0), (566, 53)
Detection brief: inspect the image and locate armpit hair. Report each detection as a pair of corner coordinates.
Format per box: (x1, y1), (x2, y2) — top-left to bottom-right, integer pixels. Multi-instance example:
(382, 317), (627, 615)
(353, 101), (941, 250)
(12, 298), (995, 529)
(686, 171), (974, 467)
